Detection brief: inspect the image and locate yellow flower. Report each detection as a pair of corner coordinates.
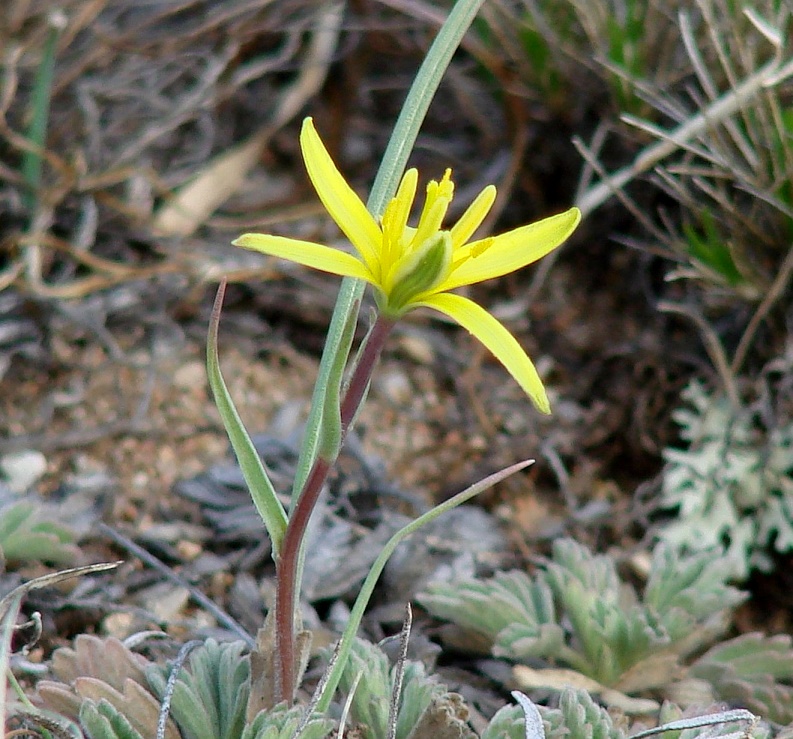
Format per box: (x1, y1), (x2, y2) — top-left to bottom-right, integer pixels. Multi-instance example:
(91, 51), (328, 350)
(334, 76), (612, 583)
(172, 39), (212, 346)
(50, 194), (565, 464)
(234, 117), (581, 413)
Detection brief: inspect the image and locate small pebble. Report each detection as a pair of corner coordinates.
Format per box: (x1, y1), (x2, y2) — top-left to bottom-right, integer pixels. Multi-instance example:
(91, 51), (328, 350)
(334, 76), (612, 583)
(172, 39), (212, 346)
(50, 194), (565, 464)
(143, 584), (189, 621)
(0, 449), (47, 493)
(176, 540), (202, 561)
(103, 612), (136, 640)
(398, 334), (435, 364)
(376, 368), (412, 404)
(173, 360), (206, 390)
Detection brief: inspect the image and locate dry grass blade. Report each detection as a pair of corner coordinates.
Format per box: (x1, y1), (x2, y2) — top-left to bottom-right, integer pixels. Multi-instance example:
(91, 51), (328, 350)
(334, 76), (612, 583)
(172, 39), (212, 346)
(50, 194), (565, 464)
(731, 245), (793, 374)
(153, 2), (344, 237)
(1, 0), (347, 301)
(156, 640), (202, 739)
(0, 589), (23, 736)
(657, 300), (739, 406)
(576, 26), (792, 217)
(0, 562), (120, 621)
(511, 691), (545, 739)
(337, 668), (363, 739)
(0, 562), (119, 735)
(387, 603), (413, 739)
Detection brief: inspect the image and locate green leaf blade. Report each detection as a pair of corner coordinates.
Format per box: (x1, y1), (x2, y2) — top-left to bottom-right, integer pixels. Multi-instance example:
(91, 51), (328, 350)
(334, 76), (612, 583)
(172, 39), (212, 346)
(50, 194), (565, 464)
(207, 282), (288, 553)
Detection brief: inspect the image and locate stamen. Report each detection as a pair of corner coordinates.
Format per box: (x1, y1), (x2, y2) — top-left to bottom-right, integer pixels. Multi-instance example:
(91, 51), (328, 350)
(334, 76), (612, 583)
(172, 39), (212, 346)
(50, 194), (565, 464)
(438, 169), (454, 200)
(449, 237), (493, 272)
(450, 185), (496, 248)
(413, 200), (450, 251)
(470, 237), (493, 258)
(392, 169), (418, 235)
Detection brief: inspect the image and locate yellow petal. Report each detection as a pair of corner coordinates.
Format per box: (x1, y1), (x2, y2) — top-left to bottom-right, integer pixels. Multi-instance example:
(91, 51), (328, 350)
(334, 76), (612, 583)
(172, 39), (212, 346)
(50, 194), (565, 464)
(418, 292), (551, 413)
(300, 118), (382, 273)
(381, 168), (418, 275)
(413, 196), (449, 252)
(414, 171), (453, 240)
(389, 168), (419, 237)
(440, 207), (581, 291)
(450, 185), (496, 248)
(234, 234), (374, 282)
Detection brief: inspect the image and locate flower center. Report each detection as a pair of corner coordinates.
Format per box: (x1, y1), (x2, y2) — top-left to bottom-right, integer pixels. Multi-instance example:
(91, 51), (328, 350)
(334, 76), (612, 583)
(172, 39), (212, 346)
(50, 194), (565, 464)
(381, 231), (452, 315)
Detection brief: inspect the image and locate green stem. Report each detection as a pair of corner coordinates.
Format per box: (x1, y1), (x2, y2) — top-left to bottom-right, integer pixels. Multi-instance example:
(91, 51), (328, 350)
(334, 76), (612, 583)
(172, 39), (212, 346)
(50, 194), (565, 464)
(292, 0), (487, 498)
(276, 315), (394, 702)
(316, 460), (534, 712)
(280, 0), (487, 703)
(22, 12), (63, 218)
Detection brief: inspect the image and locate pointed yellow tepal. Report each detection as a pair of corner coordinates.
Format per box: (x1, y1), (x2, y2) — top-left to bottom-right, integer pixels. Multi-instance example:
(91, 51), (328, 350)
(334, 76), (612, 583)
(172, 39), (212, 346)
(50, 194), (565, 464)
(234, 117), (581, 413)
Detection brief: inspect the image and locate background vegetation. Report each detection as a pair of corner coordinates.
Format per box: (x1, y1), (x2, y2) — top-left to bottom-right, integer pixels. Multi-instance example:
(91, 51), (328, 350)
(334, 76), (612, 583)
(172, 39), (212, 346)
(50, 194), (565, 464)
(1, 0), (792, 736)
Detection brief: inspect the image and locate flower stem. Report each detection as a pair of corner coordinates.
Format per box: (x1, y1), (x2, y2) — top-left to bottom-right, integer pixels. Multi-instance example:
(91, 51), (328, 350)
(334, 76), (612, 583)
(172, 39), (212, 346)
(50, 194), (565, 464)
(275, 314), (394, 702)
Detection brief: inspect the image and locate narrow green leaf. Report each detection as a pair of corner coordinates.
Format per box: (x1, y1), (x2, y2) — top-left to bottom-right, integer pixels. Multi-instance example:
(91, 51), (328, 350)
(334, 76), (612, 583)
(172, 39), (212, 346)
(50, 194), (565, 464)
(291, 281), (362, 500)
(316, 460), (533, 713)
(207, 281), (287, 553)
(80, 700), (147, 739)
(292, 0), (488, 501)
(316, 297), (359, 460)
(22, 12), (64, 216)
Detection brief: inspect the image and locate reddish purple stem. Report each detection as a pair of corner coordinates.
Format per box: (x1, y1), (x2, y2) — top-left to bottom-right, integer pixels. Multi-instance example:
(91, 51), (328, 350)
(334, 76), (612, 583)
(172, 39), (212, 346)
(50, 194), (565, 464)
(274, 315), (395, 702)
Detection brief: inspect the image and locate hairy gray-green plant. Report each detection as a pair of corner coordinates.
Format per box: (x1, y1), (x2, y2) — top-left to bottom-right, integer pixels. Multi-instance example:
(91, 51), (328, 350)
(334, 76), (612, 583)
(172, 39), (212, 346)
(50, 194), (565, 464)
(685, 633), (793, 725)
(481, 703), (530, 739)
(484, 690), (764, 739)
(418, 539), (745, 695)
(0, 498), (79, 565)
(483, 693), (548, 739)
(334, 637), (475, 739)
(37, 636), (339, 739)
(239, 702), (335, 739)
(659, 381), (793, 578)
(540, 688), (626, 739)
(37, 635), (180, 739)
(147, 639), (250, 739)
(540, 690), (765, 739)
(27, 627), (784, 739)
(78, 700), (149, 739)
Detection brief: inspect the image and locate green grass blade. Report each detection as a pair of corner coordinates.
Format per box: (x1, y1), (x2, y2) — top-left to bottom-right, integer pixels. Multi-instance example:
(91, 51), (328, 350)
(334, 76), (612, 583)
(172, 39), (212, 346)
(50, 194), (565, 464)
(21, 12), (64, 216)
(0, 591), (24, 736)
(367, 0), (487, 215)
(292, 0), (488, 501)
(291, 281), (364, 500)
(315, 460), (534, 712)
(207, 281), (288, 553)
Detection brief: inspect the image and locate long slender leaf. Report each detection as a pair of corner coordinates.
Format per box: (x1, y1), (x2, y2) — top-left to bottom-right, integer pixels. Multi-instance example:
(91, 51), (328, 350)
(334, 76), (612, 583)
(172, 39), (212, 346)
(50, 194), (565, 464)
(21, 12), (64, 215)
(316, 296), (359, 460)
(292, 0), (488, 501)
(316, 460), (533, 712)
(0, 591), (23, 735)
(207, 281), (288, 553)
